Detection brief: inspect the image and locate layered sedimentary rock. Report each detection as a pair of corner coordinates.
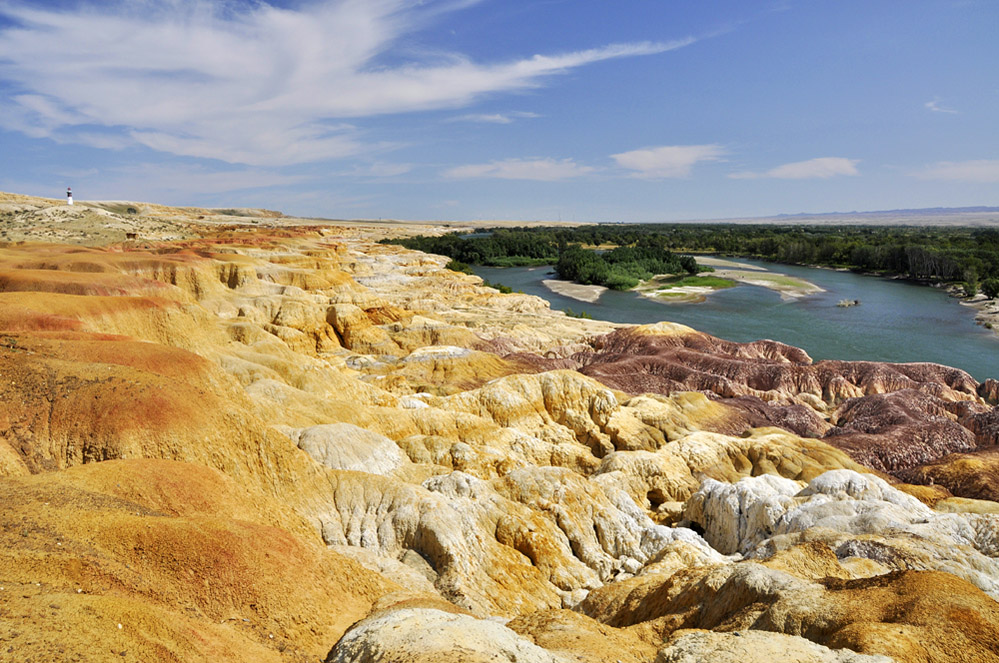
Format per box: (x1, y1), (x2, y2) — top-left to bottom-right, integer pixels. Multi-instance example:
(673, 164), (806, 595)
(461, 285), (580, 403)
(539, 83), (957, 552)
(522, 325), (999, 499)
(899, 447), (999, 502)
(657, 630), (893, 663)
(0, 459), (396, 662)
(580, 560), (999, 663)
(326, 606), (571, 663)
(822, 389), (977, 472)
(683, 470), (999, 596)
(1, 194), (998, 662)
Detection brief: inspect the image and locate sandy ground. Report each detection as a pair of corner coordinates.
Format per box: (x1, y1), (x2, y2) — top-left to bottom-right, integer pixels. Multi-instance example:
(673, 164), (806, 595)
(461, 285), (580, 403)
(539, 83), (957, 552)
(963, 297), (999, 336)
(0, 192), (472, 245)
(635, 262), (823, 304)
(714, 269), (824, 300)
(644, 286), (714, 304)
(694, 256), (768, 271)
(543, 279), (607, 303)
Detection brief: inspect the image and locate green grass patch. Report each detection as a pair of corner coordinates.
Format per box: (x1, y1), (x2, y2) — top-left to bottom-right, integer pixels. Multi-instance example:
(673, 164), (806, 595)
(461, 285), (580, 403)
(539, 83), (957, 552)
(658, 275), (736, 290)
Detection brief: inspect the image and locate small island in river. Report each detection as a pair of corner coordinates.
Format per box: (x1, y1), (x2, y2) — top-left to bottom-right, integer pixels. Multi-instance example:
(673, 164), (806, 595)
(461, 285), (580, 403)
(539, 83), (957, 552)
(636, 256), (824, 304)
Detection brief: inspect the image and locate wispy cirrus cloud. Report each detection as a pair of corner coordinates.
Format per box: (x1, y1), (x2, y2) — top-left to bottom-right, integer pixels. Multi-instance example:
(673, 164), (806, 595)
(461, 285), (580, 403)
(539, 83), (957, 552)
(729, 157), (859, 179)
(336, 162), (414, 178)
(445, 157), (594, 181)
(37, 162), (312, 205)
(912, 160), (999, 183)
(448, 111), (542, 124)
(611, 144), (726, 178)
(103, 163), (311, 196)
(0, 1), (693, 166)
(925, 97), (959, 114)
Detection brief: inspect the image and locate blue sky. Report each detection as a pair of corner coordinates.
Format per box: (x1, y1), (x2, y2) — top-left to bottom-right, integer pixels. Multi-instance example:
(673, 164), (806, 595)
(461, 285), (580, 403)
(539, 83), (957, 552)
(0, 0), (996, 221)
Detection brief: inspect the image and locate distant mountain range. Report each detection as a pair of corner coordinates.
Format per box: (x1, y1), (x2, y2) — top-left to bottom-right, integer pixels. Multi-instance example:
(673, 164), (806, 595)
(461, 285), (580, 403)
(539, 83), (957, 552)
(688, 205), (999, 226)
(774, 206), (999, 218)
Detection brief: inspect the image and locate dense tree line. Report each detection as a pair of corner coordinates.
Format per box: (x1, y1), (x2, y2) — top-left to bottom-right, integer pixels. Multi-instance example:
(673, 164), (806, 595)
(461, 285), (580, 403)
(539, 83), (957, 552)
(555, 224), (999, 286)
(383, 224), (999, 296)
(383, 229), (697, 290)
(383, 229), (562, 267)
(554, 239), (697, 289)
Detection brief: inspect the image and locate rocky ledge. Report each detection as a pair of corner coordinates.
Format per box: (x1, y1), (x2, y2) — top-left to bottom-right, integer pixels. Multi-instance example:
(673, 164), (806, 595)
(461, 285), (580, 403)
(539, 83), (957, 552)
(1, 194), (998, 662)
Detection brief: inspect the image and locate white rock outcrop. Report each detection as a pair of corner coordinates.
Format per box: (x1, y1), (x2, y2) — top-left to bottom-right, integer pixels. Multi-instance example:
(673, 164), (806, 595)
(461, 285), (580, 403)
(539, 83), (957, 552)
(657, 629), (895, 663)
(317, 465), (723, 615)
(326, 608), (573, 663)
(685, 469), (999, 598)
(289, 423), (411, 476)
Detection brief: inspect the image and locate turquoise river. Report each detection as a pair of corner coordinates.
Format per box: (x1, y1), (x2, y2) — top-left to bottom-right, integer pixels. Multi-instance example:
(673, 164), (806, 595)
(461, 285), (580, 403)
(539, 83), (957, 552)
(473, 258), (999, 382)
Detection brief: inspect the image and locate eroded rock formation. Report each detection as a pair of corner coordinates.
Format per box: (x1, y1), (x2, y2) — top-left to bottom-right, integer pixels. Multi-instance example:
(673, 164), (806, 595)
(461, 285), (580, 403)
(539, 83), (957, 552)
(1, 193), (997, 662)
(519, 325), (999, 499)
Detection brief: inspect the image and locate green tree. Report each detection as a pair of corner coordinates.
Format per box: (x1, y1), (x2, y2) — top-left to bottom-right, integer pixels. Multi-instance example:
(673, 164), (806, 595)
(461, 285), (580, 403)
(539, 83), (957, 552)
(445, 259), (473, 274)
(982, 278), (999, 299)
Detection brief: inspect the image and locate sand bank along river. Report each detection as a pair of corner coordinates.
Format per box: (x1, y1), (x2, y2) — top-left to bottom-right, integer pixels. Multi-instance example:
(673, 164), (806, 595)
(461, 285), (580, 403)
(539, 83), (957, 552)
(634, 256), (824, 303)
(473, 258), (999, 382)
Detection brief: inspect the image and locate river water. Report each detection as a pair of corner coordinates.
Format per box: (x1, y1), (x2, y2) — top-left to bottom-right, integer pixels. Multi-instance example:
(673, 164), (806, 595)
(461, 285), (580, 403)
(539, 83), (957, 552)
(473, 258), (999, 382)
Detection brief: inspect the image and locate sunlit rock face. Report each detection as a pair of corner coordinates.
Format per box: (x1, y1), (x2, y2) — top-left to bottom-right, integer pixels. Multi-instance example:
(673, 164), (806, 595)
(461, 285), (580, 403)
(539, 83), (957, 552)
(899, 447), (999, 502)
(520, 325), (999, 500)
(1, 194), (998, 663)
(326, 606), (574, 663)
(683, 470), (999, 598)
(657, 630), (894, 663)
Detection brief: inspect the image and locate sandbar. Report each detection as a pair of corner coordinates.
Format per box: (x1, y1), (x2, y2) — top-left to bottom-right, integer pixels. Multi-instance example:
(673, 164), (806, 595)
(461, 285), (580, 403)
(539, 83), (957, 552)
(639, 285), (713, 304)
(713, 269), (824, 299)
(543, 279), (606, 303)
(963, 297), (999, 337)
(694, 256), (768, 271)
(637, 265), (823, 304)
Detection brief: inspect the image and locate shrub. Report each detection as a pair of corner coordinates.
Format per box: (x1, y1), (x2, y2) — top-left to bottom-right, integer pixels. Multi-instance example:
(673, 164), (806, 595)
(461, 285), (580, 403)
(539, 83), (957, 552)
(481, 280), (512, 294)
(564, 308), (593, 319)
(445, 259), (473, 274)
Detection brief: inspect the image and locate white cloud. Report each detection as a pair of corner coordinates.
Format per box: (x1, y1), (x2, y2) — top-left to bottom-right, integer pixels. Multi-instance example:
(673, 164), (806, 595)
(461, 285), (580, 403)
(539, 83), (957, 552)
(343, 162), (413, 177)
(611, 144), (725, 178)
(729, 157), (859, 180)
(0, 1), (692, 165)
(448, 111), (542, 124)
(101, 163), (311, 196)
(445, 158), (594, 181)
(913, 160), (999, 183)
(925, 98), (959, 114)
(1, 163), (312, 207)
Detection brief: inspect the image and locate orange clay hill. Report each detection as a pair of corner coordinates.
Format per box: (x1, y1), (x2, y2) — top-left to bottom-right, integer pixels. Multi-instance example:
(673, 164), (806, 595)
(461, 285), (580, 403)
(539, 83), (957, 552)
(2, 191), (999, 663)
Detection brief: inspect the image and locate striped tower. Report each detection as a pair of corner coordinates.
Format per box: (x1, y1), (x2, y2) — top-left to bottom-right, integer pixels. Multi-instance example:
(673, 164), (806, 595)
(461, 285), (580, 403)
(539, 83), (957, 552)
(67, 187), (73, 205)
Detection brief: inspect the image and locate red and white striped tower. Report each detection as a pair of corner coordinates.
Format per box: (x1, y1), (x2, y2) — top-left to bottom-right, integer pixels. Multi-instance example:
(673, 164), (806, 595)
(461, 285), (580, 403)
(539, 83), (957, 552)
(67, 187), (73, 206)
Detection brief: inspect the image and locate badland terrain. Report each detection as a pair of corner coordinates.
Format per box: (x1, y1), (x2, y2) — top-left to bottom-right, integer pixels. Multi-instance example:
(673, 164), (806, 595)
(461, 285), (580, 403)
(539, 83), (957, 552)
(1, 191), (999, 662)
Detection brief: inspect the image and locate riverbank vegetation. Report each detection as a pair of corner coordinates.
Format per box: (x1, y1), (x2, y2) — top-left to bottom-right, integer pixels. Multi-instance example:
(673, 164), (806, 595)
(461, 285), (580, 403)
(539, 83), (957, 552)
(554, 241), (699, 290)
(385, 224), (999, 296)
(384, 229), (699, 290)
